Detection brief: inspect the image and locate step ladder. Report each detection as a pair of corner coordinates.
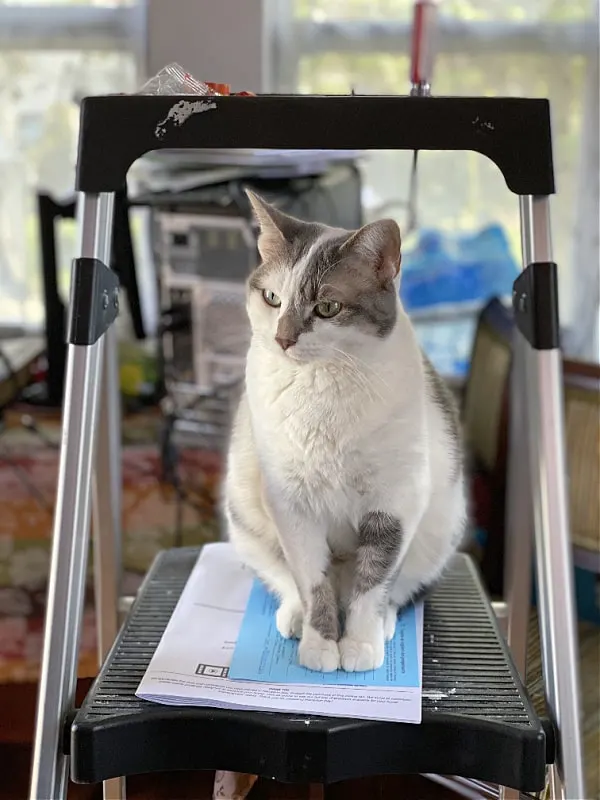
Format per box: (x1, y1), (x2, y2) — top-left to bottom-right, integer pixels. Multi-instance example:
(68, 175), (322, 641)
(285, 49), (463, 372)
(28, 94), (585, 800)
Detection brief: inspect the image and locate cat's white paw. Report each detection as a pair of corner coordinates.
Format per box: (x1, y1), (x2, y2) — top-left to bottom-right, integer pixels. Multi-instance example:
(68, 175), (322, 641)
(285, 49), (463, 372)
(276, 598), (303, 639)
(339, 635), (385, 672)
(298, 628), (340, 672)
(384, 604), (398, 641)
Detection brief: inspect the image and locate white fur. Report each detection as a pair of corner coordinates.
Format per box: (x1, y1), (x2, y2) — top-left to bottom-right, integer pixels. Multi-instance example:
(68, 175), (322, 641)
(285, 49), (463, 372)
(225, 231), (467, 672)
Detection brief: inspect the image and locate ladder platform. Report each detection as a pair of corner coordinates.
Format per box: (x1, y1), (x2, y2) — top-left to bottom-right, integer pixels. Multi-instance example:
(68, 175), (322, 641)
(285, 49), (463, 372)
(69, 548), (548, 791)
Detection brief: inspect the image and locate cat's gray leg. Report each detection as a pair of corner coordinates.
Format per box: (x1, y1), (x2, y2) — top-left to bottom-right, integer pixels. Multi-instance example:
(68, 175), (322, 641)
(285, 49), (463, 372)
(225, 500), (303, 639)
(339, 511), (403, 671)
(328, 554), (356, 613)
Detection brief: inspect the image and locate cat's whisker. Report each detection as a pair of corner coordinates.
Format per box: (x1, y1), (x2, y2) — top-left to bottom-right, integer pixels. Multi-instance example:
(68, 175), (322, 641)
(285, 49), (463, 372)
(332, 348), (384, 404)
(338, 348), (391, 393)
(332, 349), (375, 395)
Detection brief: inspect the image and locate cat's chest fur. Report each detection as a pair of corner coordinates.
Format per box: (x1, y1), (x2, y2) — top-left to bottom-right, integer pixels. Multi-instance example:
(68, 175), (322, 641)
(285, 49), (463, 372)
(246, 347), (396, 510)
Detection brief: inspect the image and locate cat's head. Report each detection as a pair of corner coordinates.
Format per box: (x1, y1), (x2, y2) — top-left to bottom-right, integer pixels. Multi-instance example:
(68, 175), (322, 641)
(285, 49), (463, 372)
(245, 190), (401, 363)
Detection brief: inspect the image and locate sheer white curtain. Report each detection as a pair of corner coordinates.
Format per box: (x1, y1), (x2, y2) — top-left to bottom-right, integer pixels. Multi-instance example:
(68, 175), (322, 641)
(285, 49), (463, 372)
(563, 3), (599, 362)
(273, 0), (599, 360)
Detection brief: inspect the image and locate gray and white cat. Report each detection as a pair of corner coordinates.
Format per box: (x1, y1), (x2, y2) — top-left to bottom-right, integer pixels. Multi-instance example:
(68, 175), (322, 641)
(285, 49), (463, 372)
(224, 191), (467, 673)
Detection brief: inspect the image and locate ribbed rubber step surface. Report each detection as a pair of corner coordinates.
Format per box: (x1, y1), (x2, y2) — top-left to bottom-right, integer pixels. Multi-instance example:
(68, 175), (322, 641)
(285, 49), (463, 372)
(70, 549), (548, 790)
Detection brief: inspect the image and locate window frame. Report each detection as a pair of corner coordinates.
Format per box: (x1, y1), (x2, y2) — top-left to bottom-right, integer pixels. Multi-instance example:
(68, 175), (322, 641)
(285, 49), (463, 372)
(274, 11), (596, 91)
(0, 3), (146, 72)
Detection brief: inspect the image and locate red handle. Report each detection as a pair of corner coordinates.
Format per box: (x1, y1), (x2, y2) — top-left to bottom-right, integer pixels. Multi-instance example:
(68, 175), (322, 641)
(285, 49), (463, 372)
(410, 0), (438, 87)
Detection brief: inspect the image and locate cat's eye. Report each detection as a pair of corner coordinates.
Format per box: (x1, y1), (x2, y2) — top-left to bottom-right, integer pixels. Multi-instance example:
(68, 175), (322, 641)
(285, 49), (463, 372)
(262, 289), (281, 307)
(314, 300), (342, 319)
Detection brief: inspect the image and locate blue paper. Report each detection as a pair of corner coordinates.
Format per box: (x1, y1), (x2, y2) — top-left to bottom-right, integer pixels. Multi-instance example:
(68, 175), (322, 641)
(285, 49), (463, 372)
(229, 579), (420, 687)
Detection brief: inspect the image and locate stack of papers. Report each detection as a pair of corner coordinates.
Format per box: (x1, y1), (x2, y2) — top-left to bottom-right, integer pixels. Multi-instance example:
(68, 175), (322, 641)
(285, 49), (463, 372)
(137, 544), (424, 723)
(134, 149), (364, 194)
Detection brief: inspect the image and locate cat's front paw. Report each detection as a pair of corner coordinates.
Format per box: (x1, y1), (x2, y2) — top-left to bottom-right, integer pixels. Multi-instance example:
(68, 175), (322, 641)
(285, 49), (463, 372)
(276, 597), (303, 639)
(339, 634), (385, 672)
(298, 627), (340, 672)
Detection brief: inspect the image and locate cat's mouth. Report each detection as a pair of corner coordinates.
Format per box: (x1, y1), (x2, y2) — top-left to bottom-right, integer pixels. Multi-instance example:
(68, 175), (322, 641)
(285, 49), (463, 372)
(269, 335), (324, 363)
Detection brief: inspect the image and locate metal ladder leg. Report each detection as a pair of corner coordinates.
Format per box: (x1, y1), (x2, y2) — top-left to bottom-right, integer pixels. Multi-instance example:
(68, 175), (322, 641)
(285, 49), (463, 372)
(504, 272), (535, 677)
(518, 195), (585, 799)
(92, 272), (125, 800)
(29, 192), (116, 800)
(93, 324), (122, 666)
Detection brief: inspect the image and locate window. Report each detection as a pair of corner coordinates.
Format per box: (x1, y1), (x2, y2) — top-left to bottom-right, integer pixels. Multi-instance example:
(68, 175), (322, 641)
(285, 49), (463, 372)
(0, 1), (140, 328)
(277, 0), (597, 340)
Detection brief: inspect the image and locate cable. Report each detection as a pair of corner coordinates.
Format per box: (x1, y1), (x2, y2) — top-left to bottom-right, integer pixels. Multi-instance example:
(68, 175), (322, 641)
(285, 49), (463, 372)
(160, 406), (224, 549)
(366, 148), (420, 233)
(19, 414), (59, 450)
(406, 149), (420, 233)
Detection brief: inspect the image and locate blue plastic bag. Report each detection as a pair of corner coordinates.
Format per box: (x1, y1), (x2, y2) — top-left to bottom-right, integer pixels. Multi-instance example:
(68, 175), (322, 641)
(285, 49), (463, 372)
(400, 224), (519, 312)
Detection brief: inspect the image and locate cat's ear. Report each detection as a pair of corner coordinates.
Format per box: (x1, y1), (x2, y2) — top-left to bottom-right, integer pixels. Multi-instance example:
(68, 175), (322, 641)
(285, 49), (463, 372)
(246, 189), (304, 261)
(341, 219), (401, 282)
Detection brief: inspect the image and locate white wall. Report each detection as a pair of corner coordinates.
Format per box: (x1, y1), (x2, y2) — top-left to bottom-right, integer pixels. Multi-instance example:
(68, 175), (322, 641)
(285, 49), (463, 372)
(144, 0), (276, 93)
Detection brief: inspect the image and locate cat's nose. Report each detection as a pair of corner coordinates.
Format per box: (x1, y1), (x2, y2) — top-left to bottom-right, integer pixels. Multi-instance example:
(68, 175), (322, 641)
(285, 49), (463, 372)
(275, 336), (296, 351)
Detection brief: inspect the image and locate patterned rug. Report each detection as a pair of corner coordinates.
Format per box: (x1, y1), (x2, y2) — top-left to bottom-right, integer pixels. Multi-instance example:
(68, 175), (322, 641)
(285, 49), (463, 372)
(0, 409), (222, 683)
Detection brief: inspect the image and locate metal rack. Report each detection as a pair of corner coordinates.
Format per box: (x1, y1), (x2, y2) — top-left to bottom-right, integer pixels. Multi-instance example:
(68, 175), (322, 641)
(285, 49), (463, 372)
(29, 93), (584, 800)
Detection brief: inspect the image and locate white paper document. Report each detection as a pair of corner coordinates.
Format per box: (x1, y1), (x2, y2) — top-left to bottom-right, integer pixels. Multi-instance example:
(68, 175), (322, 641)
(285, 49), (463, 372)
(136, 543), (424, 724)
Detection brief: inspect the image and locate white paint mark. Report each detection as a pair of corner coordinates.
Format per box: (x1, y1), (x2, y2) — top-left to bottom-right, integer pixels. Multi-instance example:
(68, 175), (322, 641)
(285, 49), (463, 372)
(429, 634), (435, 643)
(423, 690), (448, 700)
(432, 658), (439, 663)
(472, 115), (495, 132)
(155, 99), (217, 139)
(448, 687), (457, 695)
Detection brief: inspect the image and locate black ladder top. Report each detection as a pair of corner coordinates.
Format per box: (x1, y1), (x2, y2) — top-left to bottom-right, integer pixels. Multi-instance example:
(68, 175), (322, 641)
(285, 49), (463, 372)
(76, 94), (555, 195)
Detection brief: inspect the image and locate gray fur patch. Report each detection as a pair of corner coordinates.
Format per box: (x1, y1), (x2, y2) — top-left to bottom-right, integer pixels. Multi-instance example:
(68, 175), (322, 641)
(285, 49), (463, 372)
(276, 306), (314, 343)
(339, 286), (397, 338)
(299, 234), (398, 338)
(309, 579), (340, 641)
(422, 356), (464, 480)
(355, 511), (403, 594)
(297, 232), (350, 302)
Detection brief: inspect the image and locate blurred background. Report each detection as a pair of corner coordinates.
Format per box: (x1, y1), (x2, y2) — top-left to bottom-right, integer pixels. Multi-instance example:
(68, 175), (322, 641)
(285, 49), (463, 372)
(0, 0), (597, 361)
(0, 2), (598, 798)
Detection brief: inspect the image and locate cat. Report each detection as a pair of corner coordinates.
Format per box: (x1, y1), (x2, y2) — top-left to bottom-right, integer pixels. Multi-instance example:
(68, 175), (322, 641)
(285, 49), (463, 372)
(224, 190), (467, 673)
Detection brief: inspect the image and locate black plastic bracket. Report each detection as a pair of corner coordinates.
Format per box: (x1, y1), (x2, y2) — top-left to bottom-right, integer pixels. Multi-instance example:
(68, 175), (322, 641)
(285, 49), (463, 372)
(512, 262), (560, 350)
(541, 717), (557, 765)
(75, 95), (555, 196)
(67, 257), (120, 346)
